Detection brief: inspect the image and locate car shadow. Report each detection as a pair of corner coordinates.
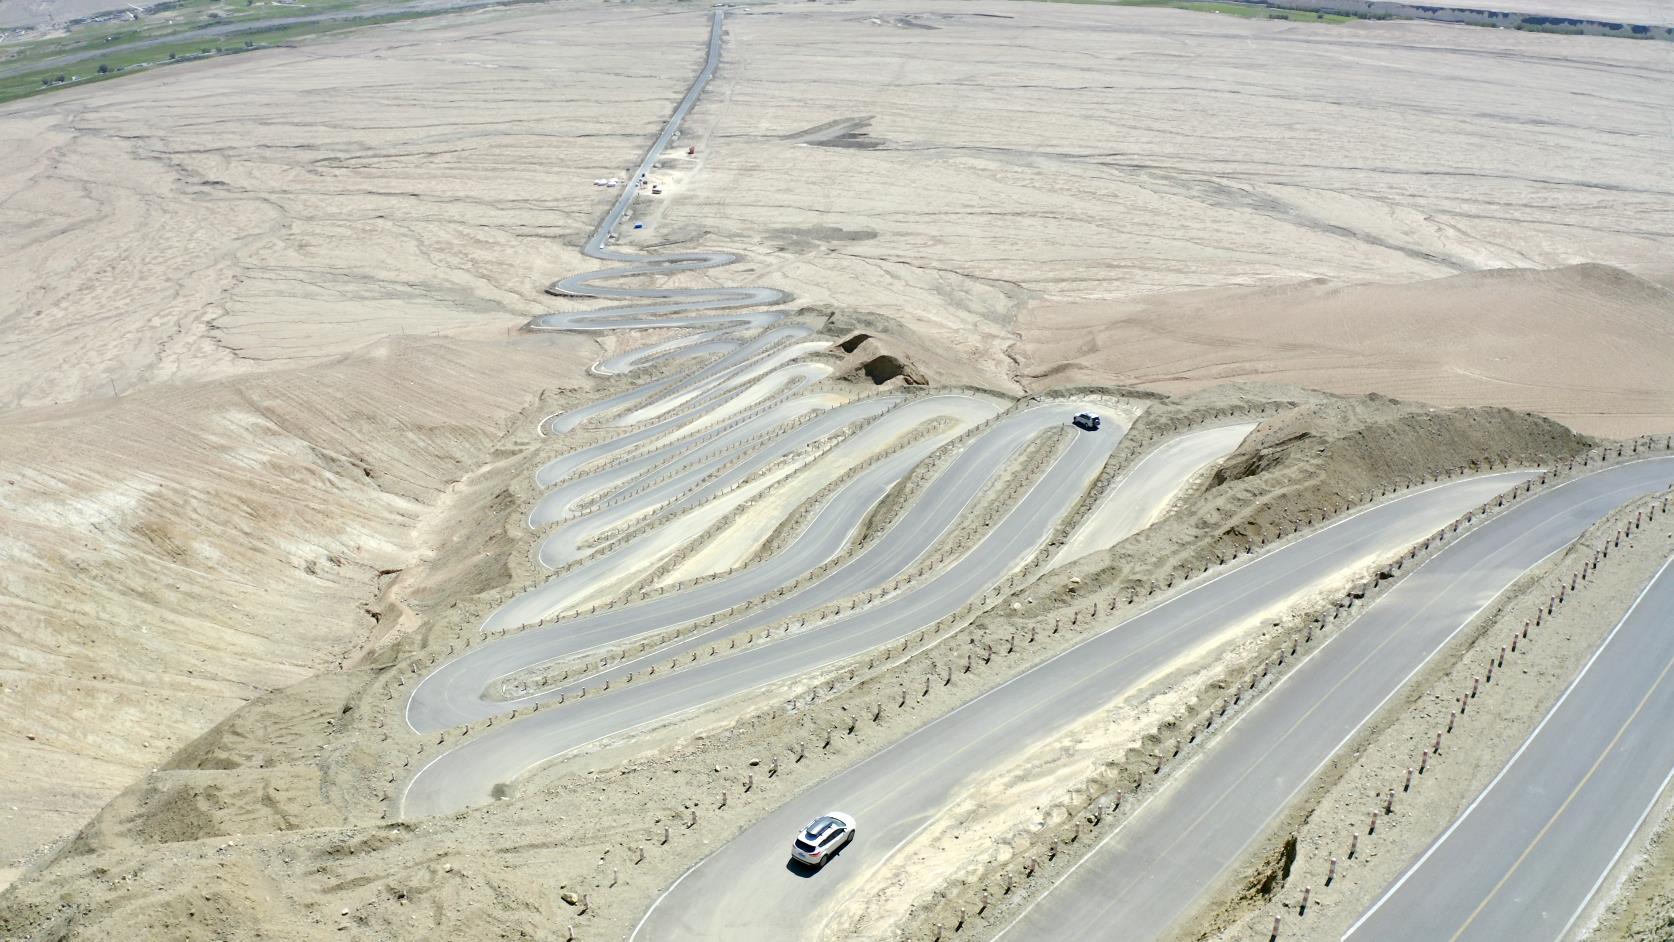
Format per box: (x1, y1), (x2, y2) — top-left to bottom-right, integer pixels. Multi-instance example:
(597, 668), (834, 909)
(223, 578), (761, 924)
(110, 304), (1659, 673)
(785, 839), (852, 878)
(785, 858), (821, 878)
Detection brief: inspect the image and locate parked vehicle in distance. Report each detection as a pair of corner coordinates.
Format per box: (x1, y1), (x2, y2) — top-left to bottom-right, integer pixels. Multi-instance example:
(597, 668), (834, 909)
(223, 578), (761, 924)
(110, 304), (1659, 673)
(790, 812), (857, 867)
(1072, 411), (1102, 431)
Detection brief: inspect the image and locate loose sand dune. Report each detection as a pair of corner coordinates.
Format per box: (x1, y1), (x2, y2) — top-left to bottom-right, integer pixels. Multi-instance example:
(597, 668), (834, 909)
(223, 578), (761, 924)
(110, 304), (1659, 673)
(1018, 264), (1674, 436)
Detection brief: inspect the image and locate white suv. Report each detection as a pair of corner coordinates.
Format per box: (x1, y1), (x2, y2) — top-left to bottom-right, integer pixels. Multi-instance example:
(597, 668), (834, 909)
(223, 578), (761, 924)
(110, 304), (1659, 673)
(790, 812), (856, 867)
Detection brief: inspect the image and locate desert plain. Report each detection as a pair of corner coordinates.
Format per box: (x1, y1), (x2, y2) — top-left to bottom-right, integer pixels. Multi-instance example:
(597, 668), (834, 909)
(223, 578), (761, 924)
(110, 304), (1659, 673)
(1, 1), (1672, 940)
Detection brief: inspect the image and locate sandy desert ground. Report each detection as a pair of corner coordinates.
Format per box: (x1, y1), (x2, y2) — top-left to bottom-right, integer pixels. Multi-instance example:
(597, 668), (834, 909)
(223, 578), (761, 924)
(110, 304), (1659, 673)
(0, 0), (692, 876)
(0, 2), (695, 410)
(655, 2), (1674, 432)
(1, 0), (1672, 939)
(1019, 264), (1674, 435)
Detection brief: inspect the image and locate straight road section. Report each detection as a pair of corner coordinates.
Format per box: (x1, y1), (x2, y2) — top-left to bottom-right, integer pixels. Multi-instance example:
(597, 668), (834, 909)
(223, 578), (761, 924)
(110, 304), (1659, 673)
(997, 457), (1674, 941)
(1345, 551), (1674, 942)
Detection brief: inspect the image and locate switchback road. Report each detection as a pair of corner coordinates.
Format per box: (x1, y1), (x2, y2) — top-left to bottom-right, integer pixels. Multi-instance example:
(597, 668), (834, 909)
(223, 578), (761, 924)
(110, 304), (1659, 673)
(630, 470), (1551, 941)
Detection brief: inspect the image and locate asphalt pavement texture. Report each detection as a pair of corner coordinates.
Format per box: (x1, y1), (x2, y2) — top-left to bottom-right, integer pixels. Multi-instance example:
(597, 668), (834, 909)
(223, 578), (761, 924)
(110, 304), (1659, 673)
(1345, 549), (1674, 942)
(996, 457), (1674, 941)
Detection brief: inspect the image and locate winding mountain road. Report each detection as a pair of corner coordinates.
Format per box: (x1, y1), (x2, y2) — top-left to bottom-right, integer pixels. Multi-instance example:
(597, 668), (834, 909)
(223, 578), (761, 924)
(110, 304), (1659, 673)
(398, 10), (1250, 821)
(384, 15), (1674, 942)
(629, 470), (1543, 941)
(403, 407), (1125, 817)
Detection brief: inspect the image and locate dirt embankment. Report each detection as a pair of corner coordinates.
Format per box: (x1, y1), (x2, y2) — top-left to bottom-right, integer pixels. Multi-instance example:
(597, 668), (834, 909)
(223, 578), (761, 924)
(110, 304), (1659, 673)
(811, 304), (1012, 392)
(0, 386), (1594, 942)
(1055, 391), (1590, 602)
(0, 332), (596, 884)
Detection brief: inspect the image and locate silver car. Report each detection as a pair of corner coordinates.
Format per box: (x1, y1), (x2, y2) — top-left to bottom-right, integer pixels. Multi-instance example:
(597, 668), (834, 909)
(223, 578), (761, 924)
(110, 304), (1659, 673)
(790, 812), (856, 867)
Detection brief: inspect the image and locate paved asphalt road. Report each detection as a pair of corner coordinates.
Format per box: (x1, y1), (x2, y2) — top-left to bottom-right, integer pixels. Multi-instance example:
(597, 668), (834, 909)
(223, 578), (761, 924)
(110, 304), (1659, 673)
(413, 402), (1109, 729)
(1344, 550), (1674, 942)
(425, 400), (982, 725)
(401, 407), (1129, 815)
(409, 391), (1253, 745)
(541, 326), (812, 436)
(403, 395), (1254, 817)
(479, 394), (1023, 633)
(616, 341), (831, 427)
(528, 393), (845, 529)
(531, 10), (793, 338)
(628, 470), (1541, 941)
(590, 326), (752, 376)
(531, 393), (898, 568)
(994, 457), (1674, 941)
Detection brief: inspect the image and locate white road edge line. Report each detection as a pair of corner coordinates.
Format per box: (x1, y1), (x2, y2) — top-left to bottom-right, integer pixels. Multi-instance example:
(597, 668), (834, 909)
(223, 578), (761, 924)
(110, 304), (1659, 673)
(635, 470), (1535, 942)
(990, 468), (1557, 940)
(404, 415), (1117, 816)
(1343, 554), (1674, 939)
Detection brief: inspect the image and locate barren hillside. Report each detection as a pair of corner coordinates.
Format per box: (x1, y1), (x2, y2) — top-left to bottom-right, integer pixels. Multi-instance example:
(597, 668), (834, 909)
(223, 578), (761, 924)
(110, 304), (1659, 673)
(0, 332), (595, 879)
(0, 1), (694, 409)
(1017, 264), (1674, 436)
(1, 0), (1672, 937)
(0, 0), (691, 879)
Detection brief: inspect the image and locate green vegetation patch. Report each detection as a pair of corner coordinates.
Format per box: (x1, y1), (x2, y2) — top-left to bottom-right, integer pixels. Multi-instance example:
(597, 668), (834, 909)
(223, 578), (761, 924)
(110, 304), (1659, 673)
(1026, 0), (1355, 22)
(0, 0), (515, 106)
